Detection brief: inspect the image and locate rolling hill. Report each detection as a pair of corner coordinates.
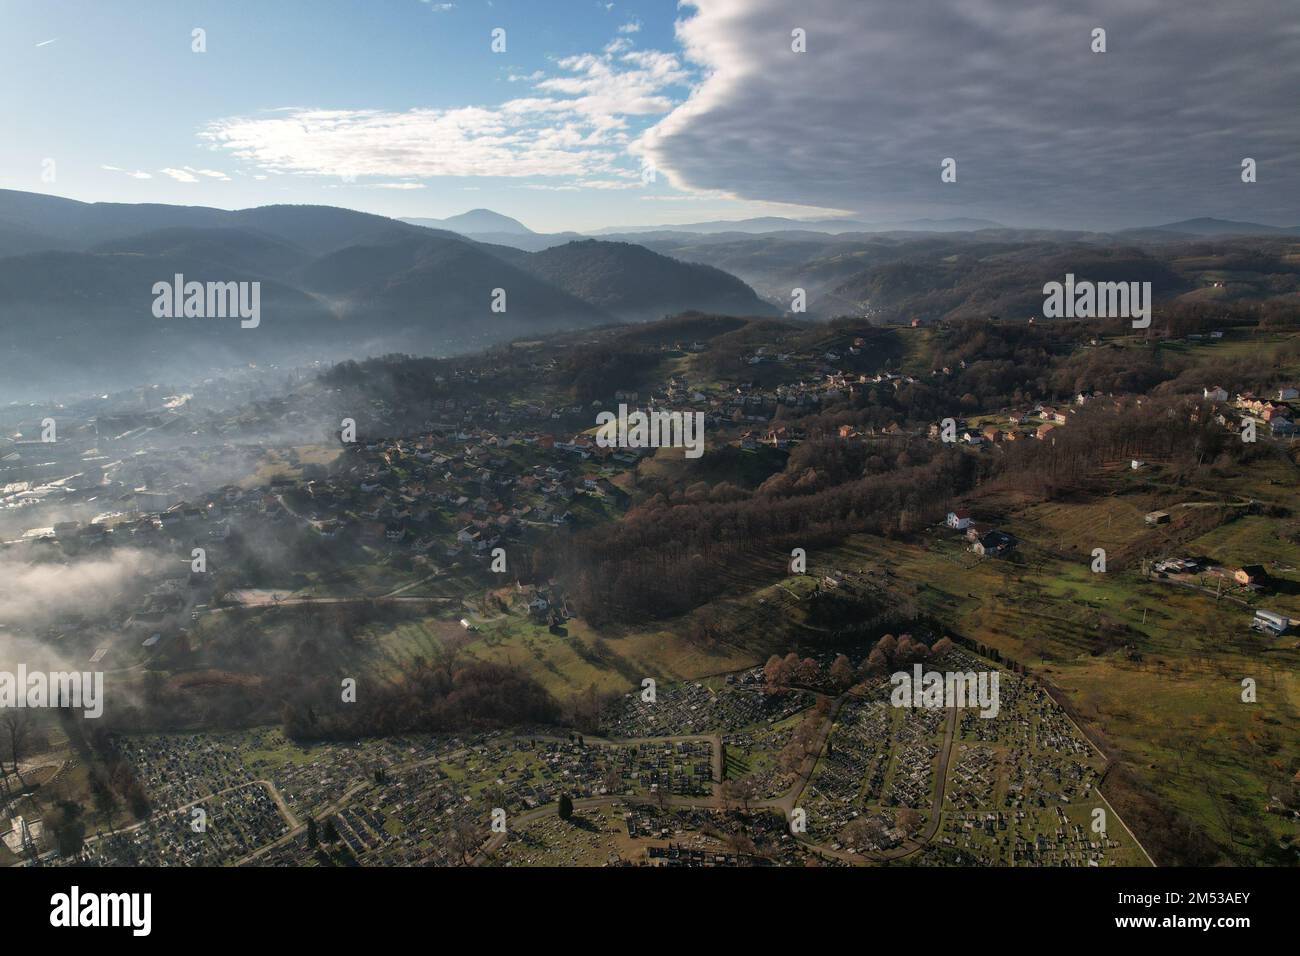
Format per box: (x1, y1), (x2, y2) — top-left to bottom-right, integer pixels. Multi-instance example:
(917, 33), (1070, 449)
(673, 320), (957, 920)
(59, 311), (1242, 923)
(518, 239), (779, 322)
(0, 190), (778, 398)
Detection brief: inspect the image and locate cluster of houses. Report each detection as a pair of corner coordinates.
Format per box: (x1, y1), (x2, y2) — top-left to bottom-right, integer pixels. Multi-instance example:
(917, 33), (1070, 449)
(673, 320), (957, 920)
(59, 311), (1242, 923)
(927, 403), (1076, 447)
(1200, 385), (1299, 437)
(945, 510), (1019, 557)
(923, 383), (1300, 451)
(300, 430), (630, 559)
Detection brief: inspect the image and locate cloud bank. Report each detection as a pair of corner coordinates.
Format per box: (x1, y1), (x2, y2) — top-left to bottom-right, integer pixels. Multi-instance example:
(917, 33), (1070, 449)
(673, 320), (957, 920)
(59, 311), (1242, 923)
(641, 0), (1300, 228)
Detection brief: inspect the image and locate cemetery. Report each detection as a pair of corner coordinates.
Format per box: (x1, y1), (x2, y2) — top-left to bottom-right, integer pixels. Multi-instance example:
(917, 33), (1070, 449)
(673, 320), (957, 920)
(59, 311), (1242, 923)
(38, 651), (1146, 867)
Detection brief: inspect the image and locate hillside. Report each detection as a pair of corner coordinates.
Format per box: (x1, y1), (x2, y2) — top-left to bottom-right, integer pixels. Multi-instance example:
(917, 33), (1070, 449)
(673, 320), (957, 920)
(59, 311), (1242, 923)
(520, 239), (780, 321)
(301, 233), (611, 331)
(0, 191), (775, 398)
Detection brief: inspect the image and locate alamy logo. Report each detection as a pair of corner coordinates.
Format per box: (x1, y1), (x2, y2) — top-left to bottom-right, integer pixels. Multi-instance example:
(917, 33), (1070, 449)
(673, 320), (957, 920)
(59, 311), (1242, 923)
(1042, 273), (1150, 328)
(50, 886), (151, 936)
(0, 666), (104, 718)
(595, 403), (705, 459)
(890, 664), (1000, 718)
(151, 274), (261, 328)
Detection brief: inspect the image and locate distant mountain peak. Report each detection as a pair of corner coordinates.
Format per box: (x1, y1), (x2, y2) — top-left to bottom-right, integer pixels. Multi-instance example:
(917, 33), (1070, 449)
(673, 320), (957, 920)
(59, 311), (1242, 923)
(1137, 217), (1298, 236)
(405, 209), (534, 236)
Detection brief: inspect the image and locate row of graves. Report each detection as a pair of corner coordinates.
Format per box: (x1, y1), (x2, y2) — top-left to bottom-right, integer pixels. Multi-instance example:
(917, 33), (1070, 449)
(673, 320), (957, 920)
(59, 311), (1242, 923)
(646, 843), (773, 867)
(492, 804), (840, 867)
(250, 737), (718, 867)
(598, 668), (813, 738)
(721, 719), (801, 800)
(946, 655), (1099, 810)
(114, 733), (261, 813)
(928, 657), (1145, 865)
(493, 804), (632, 867)
(114, 729), (470, 823)
(251, 755), (499, 866)
(833, 809), (913, 855)
(884, 705), (944, 809)
(261, 734), (470, 821)
(802, 696), (895, 843)
(944, 744), (1000, 811)
(628, 806), (834, 867)
(931, 804), (1143, 866)
(59, 784), (290, 867)
(489, 738), (716, 807)
(108, 727), (718, 866)
(109, 729), (488, 867)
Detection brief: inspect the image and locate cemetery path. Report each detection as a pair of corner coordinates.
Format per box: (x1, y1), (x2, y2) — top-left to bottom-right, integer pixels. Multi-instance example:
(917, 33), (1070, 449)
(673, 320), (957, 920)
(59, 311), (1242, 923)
(265, 781), (301, 830)
(234, 739), (498, 864)
(475, 792), (729, 864)
(764, 693), (850, 817)
(865, 703), (957, 861)
(916, 704), (958, 846)
(234, 777), (374, 865)
(478, 691), (959, 867)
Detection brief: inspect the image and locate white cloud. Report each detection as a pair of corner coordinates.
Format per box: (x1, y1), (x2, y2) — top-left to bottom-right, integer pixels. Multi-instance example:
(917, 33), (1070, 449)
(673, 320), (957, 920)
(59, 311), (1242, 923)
(159, 167), (199, 183)
(101, 164), (153, 180)
(202, 49), (692, 184)
(618, 20), (641, 34)
(157, 166), (229, 183)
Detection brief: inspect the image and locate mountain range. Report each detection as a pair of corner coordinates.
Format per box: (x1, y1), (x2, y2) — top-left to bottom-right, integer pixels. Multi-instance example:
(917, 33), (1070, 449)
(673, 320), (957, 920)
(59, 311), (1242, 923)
(4, 189), (1299, 400)
(405, 211), (1300, 257)
(0, 190), (777, 398)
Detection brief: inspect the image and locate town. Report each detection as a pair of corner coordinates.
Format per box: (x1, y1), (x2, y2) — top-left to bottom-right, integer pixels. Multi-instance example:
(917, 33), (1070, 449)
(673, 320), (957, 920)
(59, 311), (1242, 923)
(4, 310), (1297, 869)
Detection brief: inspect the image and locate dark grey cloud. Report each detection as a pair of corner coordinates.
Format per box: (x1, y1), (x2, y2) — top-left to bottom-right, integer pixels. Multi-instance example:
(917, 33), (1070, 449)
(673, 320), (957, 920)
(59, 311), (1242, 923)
(645, 0), (1300, 227)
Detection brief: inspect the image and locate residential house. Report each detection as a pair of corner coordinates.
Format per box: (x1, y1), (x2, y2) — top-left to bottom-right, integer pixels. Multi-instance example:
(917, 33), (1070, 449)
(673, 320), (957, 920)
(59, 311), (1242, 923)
(972, 530), (1017, 557)
(1234, 565), (1268, 586)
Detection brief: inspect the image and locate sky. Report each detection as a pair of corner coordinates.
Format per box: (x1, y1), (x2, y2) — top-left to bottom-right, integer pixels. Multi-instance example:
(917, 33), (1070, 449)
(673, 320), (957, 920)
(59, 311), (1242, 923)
(2, 0), (1298, 233)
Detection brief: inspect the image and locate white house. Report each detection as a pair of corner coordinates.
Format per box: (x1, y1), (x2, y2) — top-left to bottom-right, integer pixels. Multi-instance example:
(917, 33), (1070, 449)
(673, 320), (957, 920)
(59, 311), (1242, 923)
(1203, 386), (1229, 402)
(946, 509), (971, 530)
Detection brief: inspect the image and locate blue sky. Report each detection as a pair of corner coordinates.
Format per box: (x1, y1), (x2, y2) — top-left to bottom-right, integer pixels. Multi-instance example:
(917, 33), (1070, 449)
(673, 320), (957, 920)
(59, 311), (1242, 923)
(2, 0), (834, 231)
(4, 0), (1298, 232)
